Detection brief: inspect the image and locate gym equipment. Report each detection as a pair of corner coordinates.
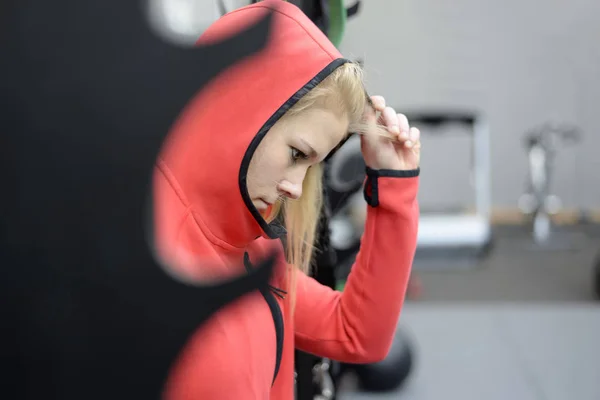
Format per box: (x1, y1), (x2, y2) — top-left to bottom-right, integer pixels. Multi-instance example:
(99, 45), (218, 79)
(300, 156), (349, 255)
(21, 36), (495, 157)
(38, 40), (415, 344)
(351, 329), (415, 392)
(294, 185), (341, 400)
(217, 0), (362, 47)
(410, 111), (493, 257)
(0, 2), (276, 399)
(518, 122), (583, 249)
(326, 328), (415, 394)
(296, 0), (362, 47)
(330, 330), (415, 394)
(312, 358), (336, 400)
(327, 111), (494, 265)
(327, 134), (367, 287)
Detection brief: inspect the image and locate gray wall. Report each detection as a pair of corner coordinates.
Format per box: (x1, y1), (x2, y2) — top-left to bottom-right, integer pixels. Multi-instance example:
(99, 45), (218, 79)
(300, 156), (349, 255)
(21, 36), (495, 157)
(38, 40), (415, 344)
(339, 0), (600, 211)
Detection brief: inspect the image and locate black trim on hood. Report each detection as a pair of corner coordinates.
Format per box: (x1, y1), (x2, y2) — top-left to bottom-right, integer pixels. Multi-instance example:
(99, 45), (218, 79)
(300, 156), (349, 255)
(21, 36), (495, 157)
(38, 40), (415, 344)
(239, 58), (351, 239)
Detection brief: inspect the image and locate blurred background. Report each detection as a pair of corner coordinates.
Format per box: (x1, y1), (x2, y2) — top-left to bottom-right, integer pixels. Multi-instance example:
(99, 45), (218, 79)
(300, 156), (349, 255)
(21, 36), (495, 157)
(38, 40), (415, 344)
(332, 1), (600, 399)
(115, 0), (600, 398)
(6, 0), (599, 399)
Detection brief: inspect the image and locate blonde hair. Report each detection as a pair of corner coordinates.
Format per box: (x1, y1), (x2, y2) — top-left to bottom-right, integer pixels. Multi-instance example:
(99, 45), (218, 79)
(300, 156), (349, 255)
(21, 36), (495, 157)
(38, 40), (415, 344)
(266, 62), (371, 308)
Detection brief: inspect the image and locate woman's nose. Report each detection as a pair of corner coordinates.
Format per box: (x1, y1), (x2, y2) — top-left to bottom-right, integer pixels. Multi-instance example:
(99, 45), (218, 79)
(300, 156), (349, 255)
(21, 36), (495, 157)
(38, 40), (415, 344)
(278, 180), (302, 200)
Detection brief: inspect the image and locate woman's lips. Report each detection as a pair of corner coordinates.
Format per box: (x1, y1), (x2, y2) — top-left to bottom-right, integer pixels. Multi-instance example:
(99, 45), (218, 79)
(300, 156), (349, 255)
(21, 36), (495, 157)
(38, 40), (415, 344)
(256, 199), (271, 210)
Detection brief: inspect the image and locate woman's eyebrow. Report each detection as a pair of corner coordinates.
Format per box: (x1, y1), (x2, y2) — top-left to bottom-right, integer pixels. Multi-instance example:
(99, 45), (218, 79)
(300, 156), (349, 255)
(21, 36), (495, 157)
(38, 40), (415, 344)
(299, 138), (318, 158)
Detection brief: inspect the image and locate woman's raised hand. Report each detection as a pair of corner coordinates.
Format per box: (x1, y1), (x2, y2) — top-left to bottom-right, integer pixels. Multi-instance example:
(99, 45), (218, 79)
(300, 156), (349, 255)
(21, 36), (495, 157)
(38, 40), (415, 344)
(360, 95), (421, 171)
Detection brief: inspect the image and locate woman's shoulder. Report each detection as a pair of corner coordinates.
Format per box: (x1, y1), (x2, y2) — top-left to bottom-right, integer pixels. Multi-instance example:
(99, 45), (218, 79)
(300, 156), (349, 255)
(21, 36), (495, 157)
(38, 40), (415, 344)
(163, 294), (276, 399)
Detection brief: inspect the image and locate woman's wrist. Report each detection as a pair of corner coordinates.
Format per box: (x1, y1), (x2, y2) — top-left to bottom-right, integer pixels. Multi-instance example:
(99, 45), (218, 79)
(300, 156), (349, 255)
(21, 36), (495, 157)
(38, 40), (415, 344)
(363, 154), (419, 171)
(365, 166), (420, 176)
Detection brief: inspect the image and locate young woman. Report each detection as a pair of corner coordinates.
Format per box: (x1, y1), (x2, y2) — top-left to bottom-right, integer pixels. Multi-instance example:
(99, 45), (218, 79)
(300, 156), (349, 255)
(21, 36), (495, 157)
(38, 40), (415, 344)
(153, 1), (421, 399)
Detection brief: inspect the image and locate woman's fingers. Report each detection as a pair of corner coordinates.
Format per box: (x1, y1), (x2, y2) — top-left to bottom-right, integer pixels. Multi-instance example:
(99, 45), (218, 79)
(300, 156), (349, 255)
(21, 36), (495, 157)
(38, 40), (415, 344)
(366, 97), (418, 148)
(361, 95), (422, 170)
(370, 95), (386, 112)
(410, 126), (420, 142)
(404, 127), (421, 148)
(380, 106), (399, 134)
(397, 113), (410, 140)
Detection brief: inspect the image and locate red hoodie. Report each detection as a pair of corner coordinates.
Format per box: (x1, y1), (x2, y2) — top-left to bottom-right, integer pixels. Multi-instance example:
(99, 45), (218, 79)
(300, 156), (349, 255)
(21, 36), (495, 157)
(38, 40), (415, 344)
(153, 1), (419, 399)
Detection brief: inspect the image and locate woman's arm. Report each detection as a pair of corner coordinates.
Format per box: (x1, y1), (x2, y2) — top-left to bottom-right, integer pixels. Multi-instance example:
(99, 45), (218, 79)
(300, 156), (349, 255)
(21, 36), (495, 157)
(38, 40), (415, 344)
(294, 168), (419, 363)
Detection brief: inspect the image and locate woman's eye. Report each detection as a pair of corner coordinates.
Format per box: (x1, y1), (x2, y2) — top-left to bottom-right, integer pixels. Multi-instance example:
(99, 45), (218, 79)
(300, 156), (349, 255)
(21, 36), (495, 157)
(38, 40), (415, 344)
(290, 147), (308, 163)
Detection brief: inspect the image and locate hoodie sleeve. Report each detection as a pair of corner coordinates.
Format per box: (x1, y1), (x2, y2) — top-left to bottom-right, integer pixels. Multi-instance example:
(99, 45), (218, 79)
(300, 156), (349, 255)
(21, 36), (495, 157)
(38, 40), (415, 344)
(294, 168), (419, 363)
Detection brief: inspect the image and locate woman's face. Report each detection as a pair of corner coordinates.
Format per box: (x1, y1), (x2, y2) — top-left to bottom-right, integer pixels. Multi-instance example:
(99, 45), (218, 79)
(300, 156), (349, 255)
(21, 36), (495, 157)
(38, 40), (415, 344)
(247, 108), (348, 212)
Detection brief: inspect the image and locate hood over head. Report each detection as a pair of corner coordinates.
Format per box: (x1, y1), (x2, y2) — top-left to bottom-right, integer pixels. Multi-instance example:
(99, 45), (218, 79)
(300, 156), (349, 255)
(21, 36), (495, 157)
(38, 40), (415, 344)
(155, 1), (349, 258)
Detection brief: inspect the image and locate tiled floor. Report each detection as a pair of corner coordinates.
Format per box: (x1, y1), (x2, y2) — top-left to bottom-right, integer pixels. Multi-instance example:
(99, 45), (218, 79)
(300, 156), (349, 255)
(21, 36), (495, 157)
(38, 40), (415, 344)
(339, 304), (600, 400)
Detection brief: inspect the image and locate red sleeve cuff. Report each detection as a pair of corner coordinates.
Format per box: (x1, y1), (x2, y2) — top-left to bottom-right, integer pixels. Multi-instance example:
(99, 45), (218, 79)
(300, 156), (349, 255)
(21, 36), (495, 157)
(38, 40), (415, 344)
(363, 167), (420, 207)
